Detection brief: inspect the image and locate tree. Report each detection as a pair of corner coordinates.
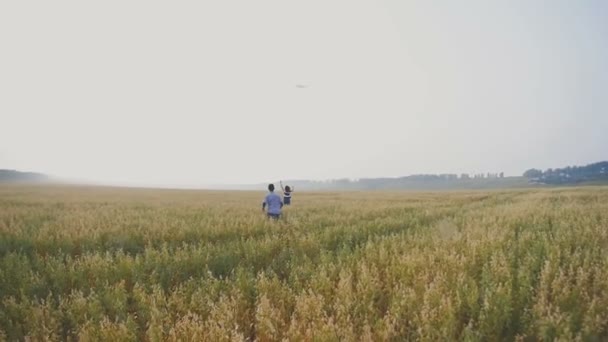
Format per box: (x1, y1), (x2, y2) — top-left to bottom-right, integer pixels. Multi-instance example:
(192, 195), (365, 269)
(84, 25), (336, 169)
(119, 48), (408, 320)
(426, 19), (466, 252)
(523, 169), (543, 178)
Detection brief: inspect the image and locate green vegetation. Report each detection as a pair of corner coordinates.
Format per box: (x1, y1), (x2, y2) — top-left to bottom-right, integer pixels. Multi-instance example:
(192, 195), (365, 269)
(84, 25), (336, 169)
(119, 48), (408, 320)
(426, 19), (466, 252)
(1, 185), (607, 341)
(0, 170), (48, 183)
(524, 161), (608, 185)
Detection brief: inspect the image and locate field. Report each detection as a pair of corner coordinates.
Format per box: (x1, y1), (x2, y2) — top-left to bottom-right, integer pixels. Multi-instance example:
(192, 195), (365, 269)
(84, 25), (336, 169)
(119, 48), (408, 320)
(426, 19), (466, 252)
(1, 185), (607, 341)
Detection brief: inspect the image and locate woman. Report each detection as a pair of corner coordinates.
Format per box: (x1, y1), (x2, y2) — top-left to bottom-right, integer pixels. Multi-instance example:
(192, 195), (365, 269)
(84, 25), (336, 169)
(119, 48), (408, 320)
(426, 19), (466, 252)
(280, 181), (294, 205)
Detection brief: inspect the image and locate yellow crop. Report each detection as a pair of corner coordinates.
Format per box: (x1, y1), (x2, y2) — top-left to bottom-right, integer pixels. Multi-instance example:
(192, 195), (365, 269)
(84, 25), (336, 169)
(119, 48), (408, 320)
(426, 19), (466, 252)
(0, 185), (607, 340)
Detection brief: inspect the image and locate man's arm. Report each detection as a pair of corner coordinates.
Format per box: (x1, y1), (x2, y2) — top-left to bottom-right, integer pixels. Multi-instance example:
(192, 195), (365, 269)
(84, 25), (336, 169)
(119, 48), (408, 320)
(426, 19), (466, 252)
(262, 200), (267, 211)
(280, 181), (285, 192)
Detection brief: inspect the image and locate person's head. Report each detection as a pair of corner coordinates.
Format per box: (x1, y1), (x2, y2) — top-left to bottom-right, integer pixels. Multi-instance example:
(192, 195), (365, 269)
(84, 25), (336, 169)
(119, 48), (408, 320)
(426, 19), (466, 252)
(268, 183), (275, 192)
(285, 185), (291, 192)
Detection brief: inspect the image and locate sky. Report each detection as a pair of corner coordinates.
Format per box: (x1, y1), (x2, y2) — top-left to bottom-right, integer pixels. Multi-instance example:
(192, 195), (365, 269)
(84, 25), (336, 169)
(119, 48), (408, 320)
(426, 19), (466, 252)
(1, 0), (607, 186)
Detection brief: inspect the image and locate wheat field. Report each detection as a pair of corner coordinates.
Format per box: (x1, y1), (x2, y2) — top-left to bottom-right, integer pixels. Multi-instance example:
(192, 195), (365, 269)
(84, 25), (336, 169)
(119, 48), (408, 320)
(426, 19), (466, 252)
(0, 185), (607, 341)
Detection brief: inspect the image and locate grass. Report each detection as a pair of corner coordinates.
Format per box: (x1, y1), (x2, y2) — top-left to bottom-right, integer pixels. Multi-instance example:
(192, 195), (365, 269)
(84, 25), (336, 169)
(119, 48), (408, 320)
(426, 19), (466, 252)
(0, 184), (607, 341)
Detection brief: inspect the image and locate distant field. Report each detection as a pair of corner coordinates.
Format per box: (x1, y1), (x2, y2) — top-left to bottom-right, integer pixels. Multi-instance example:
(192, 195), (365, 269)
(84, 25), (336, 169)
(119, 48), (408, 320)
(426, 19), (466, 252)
(0, 185), (607, 341)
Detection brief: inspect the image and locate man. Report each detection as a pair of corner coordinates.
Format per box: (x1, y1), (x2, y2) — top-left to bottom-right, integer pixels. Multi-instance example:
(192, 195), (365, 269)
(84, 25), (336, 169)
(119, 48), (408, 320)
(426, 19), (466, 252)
(262, 183), (283, 219)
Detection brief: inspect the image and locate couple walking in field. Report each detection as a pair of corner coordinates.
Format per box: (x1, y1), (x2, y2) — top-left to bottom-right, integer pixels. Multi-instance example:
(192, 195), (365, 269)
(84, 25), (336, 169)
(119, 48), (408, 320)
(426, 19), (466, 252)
(262, 181), (293, 219)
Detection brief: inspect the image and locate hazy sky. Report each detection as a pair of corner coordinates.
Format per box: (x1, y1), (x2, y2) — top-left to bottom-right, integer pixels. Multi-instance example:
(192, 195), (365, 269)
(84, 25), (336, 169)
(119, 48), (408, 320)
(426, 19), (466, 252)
(1, 1), (607, 186)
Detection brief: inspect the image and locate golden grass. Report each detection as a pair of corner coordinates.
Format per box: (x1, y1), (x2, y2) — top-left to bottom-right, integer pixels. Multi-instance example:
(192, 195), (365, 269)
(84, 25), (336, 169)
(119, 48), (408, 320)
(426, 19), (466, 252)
(0, 185), (607, 341)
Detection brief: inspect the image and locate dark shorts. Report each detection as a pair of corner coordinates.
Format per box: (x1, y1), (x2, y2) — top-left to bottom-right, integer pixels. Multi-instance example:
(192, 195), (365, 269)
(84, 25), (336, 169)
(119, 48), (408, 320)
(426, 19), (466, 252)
(267, 213), (281, 220)
(283, 197), (291, 205)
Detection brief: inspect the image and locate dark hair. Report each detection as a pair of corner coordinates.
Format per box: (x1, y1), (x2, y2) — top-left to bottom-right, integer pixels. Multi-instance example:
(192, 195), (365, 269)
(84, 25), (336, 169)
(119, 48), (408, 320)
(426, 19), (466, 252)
(285, 185), (291, 192)
(268, 183), (275, 192)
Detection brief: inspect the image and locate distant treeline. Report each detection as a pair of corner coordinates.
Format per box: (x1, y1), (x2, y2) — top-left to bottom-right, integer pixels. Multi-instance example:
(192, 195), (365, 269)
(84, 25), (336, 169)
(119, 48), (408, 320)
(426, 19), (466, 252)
(0, 170), (48, 183)
(523, 161), (608, 185)
(284, 173), (527, 191)
(283, 161), (608, 190)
